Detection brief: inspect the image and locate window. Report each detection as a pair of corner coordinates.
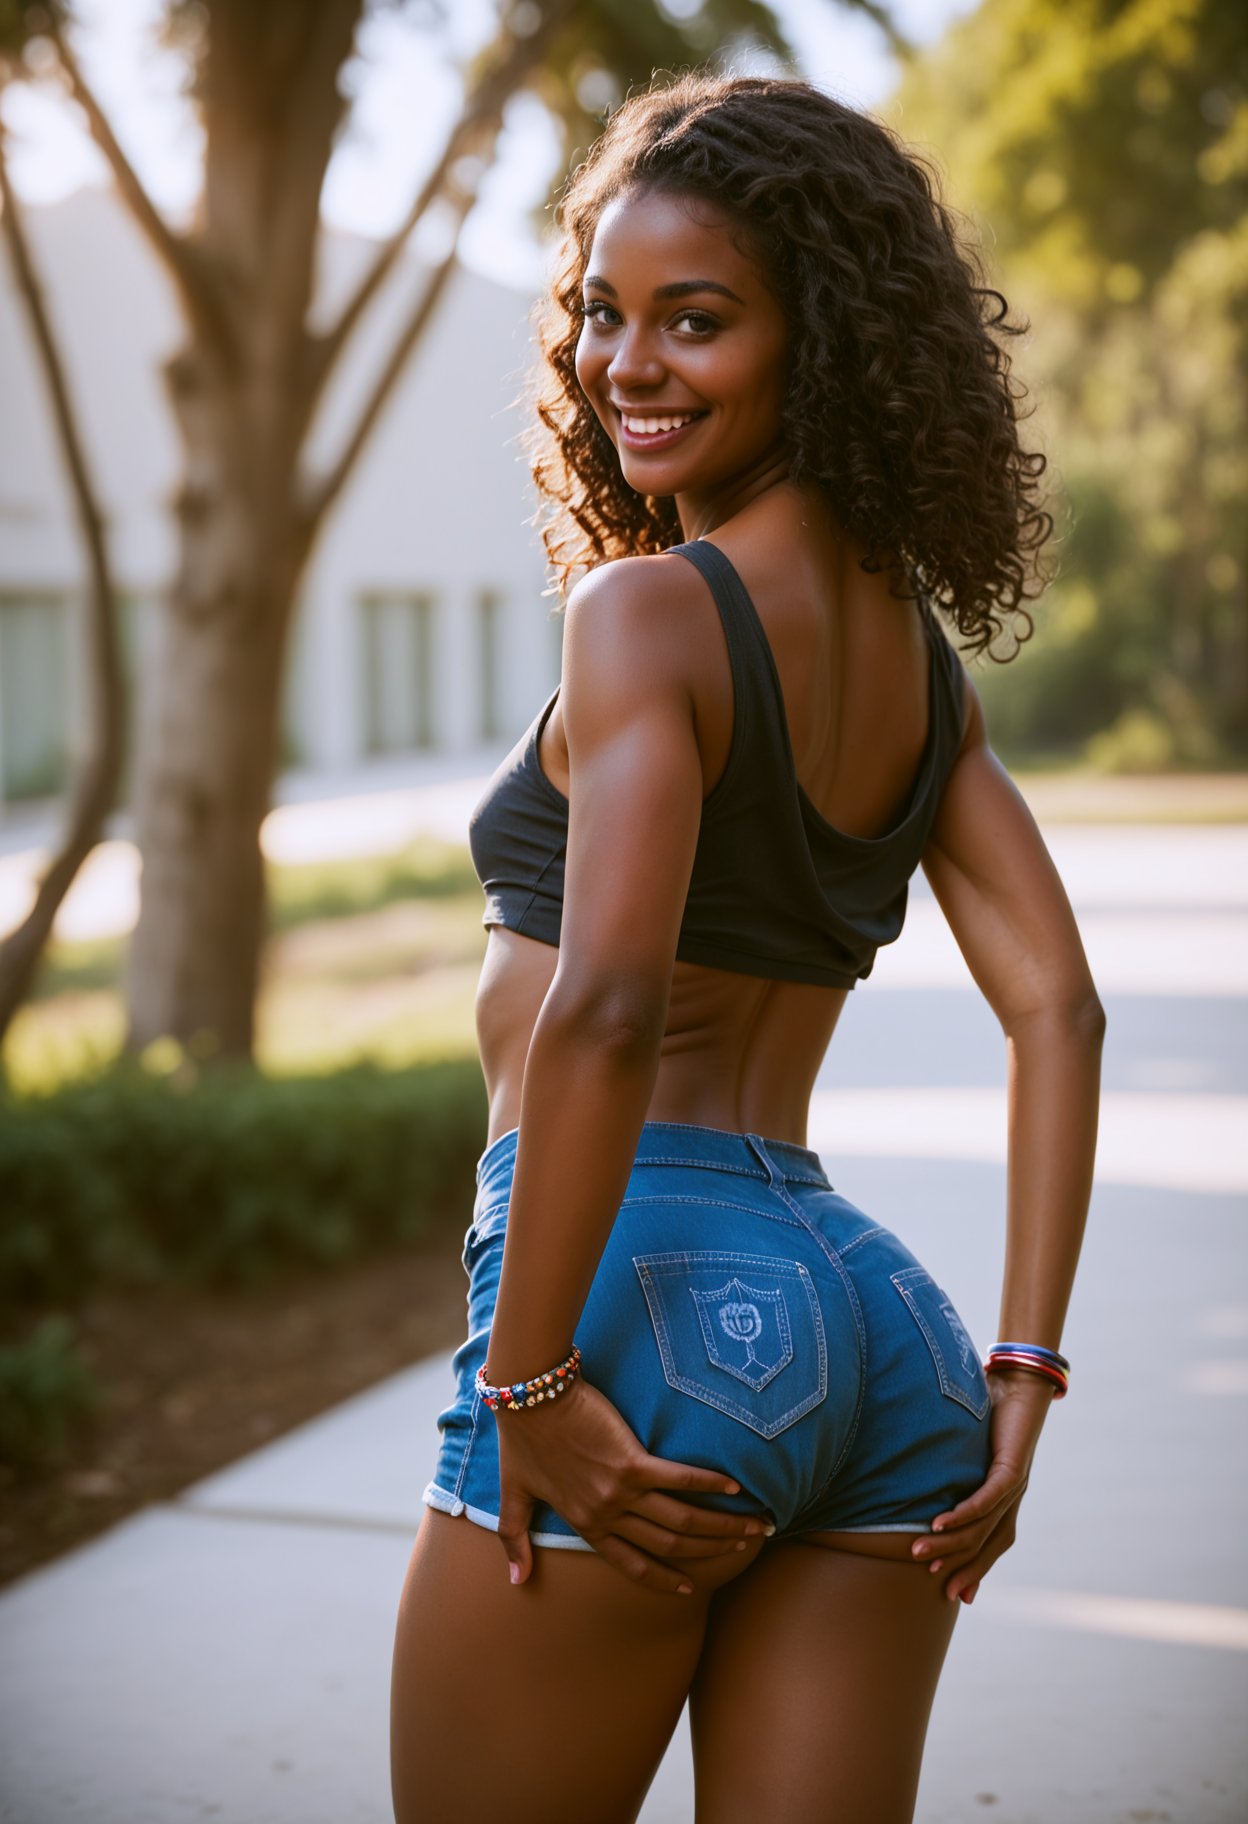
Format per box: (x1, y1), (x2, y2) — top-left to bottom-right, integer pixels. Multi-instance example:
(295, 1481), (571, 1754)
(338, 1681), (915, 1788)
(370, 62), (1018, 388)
(0, 594), (70, 801)
(478, 589), (501, 741)
(360, 591), (435, 755)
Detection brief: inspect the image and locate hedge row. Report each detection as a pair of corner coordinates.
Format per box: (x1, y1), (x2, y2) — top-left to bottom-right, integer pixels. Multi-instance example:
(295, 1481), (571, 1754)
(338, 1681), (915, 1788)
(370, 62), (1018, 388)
(0, 1056), (489, 1310)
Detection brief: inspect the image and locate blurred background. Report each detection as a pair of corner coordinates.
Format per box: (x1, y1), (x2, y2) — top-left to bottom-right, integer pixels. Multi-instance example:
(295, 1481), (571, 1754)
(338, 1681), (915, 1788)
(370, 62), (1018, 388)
(0, 4), (1244, 1821)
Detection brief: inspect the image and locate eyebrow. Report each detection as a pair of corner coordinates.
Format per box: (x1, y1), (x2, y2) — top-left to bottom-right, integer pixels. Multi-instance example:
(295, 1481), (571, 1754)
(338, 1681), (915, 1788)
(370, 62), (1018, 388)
(583, 276), (745, 305)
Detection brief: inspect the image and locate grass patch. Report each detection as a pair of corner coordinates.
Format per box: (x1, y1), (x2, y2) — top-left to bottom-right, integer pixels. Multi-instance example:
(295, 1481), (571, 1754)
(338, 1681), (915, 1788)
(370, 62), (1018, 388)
(267, 836), (480, 929)
(6, 846), (487, 1095)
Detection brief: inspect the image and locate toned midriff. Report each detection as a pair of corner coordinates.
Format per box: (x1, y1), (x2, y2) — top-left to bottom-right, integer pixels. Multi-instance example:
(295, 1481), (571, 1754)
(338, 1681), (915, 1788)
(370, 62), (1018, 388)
(476, 924), (853, 1150)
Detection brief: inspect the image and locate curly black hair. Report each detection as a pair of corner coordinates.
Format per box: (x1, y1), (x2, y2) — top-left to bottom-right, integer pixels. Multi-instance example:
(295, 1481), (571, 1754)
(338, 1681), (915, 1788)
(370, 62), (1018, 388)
(519, 68), (1057, 657)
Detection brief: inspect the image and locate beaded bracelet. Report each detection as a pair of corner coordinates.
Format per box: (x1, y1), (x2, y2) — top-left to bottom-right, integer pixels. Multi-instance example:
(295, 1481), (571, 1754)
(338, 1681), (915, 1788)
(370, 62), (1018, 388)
(476, 1344), (582, 1412)
(985, 1341), (1069, 1399)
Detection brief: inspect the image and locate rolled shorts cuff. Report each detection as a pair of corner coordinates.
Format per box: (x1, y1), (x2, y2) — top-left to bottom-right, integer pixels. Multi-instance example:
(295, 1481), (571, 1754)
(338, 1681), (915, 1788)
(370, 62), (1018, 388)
(805, 1521), (933, 1534)
(421, 1481), (596, 1551)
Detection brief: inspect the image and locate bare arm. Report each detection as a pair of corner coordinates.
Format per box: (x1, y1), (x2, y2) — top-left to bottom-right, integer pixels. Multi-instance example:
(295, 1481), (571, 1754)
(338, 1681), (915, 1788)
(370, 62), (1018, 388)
(912, 670), (1105, 1601)
(484, 556), (758, 1589)
(486, 554), (706, 1383)
(921, 675), (1106, 1349)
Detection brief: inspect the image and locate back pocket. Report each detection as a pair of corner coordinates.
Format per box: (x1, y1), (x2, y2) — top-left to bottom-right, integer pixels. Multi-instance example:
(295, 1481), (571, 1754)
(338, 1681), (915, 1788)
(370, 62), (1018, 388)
(891, 1267), (990, 1420)
(634, 1250), (827, 1439)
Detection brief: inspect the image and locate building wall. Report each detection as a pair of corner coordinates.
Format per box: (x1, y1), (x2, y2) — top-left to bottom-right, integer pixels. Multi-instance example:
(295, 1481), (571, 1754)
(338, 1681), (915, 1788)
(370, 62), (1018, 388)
(0, 187), (564, 807)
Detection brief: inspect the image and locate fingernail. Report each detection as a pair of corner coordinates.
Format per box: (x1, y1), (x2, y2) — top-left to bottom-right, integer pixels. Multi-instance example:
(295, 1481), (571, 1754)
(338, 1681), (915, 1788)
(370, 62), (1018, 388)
(929, 1560), (944, 1574)
(912, 1540), (928, 1556)
(762, 1521), (776, 1537)
(509, 1563), (520, 1585)
(962, 1588), (977, 1605)
(724, 1481), (741, 1495)
(932, 1522), (945, 1533)
(678, 1582), (694, 1595)
(736, 1540), (748, 1552)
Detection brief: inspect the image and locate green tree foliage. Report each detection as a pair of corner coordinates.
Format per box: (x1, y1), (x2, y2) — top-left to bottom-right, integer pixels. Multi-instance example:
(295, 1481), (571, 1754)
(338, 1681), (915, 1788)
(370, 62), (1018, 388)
(889, 0), (1247, 767)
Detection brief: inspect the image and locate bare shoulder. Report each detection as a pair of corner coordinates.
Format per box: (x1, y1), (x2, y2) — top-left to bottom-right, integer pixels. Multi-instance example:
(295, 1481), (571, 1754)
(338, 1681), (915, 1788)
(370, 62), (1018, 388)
(558, 550), (711, 758)
(563, 550), (708, 694)
(928, 665), (1008, 851)
(549, 553), (712, 994)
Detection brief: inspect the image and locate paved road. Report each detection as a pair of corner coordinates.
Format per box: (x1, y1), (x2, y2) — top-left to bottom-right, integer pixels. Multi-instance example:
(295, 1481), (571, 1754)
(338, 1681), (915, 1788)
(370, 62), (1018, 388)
(0, 820), (1245, 1822)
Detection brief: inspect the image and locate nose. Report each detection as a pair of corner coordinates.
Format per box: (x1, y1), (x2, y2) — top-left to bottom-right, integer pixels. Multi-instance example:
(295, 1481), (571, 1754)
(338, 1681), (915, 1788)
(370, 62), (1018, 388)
(607, 325), (666, 392)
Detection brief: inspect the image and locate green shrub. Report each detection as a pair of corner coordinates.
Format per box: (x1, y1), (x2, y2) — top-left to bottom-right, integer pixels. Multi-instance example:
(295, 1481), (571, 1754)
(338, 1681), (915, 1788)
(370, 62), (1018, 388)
(267, 838), (480, 929)
(0, 1315), (102, 1467)
(0, 1056), (487, 1306)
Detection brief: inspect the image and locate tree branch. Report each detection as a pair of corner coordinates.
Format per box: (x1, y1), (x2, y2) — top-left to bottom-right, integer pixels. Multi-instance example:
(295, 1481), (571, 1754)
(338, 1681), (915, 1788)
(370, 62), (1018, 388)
(301, 181), (476, 536)
(45, 12), (236, 360)
(845, 0), (914, 60)
(308, 0), (576, 397)
(262, 0), (365, 351)
(0, 115), (127, 1042)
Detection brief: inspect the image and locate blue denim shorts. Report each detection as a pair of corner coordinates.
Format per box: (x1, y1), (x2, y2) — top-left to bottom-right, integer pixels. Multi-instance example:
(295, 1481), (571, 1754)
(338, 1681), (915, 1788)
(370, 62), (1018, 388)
(423, 1121), (993, 1549)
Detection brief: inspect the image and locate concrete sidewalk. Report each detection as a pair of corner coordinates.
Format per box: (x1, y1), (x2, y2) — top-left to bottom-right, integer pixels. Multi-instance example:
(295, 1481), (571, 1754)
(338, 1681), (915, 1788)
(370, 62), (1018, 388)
(1, 827), (1246, 1821)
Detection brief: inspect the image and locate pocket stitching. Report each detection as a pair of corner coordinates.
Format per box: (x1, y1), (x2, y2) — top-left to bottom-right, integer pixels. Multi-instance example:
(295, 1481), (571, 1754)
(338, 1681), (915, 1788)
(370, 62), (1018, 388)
(691, 1274), (795, 1392)
(620, 1194), (807, 1232)
(890, 1268), (990, 1420)
(635, 1251), (828, 1440)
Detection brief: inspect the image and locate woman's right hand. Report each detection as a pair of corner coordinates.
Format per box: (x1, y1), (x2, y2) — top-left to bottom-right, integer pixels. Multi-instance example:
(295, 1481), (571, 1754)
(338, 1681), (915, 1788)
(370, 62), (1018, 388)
(494, 1375), (771, 1593)
(910, 1367), (1058, 1603)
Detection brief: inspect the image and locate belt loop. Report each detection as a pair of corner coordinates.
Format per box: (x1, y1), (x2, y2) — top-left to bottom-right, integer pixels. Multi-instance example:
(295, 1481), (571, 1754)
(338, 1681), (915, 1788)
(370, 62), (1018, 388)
(744, 1132), (783, 1187)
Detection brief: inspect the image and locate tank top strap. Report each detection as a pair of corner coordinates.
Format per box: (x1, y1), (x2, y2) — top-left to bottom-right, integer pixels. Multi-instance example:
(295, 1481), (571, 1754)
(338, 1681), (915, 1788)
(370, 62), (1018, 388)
(667, 539), (792, 767)
(920, 595), (968, 757)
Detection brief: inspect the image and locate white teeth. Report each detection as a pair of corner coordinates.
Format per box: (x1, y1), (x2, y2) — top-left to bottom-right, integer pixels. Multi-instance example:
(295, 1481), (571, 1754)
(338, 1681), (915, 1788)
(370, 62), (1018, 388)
(622, 412), (698, 434)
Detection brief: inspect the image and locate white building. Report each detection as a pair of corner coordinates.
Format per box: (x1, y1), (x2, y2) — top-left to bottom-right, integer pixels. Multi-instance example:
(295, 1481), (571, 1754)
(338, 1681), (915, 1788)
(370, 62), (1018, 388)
(0, 187), (563, 810)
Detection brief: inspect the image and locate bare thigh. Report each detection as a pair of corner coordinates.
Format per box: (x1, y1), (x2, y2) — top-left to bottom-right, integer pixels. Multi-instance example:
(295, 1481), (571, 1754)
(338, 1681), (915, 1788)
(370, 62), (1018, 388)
(390, 1508), (767, 1824)
(690, 1533), (961, 1824)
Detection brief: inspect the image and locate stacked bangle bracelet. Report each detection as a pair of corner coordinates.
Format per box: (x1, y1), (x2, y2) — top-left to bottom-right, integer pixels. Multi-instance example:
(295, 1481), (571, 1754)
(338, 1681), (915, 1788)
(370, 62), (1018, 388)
(984, 1341), (1070, 1399)
(476, 1344), (582, 1412)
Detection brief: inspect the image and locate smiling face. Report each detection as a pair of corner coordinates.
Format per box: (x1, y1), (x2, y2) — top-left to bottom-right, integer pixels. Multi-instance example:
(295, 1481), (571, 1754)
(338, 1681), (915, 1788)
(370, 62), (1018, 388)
(573, 185), (792, 527)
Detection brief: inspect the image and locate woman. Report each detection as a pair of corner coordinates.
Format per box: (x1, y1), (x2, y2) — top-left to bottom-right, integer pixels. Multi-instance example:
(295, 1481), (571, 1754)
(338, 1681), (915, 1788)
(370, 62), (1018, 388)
(390, 70), (1103, 1824)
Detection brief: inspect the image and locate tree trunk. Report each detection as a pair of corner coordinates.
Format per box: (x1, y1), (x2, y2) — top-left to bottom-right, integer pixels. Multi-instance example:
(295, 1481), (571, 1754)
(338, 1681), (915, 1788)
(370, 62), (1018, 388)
(121, 0), (359, 1058)
(123, 558), (302, 1060)
(124, 341), (312, 1057)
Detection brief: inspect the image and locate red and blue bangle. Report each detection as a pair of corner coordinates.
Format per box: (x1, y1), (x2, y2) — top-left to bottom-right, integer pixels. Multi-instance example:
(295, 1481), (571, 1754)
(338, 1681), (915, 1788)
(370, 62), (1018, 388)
(476, 1344), (582, 1412)
(985, 1342), (1069, 1399)
(992, 1340), (1070, 1373)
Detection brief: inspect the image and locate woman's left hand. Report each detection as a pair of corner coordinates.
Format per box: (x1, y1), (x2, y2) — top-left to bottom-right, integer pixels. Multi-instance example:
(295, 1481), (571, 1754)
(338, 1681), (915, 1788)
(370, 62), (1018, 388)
(909, 1368), (1057, 1604)
(494, 1374), (766, 1593)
